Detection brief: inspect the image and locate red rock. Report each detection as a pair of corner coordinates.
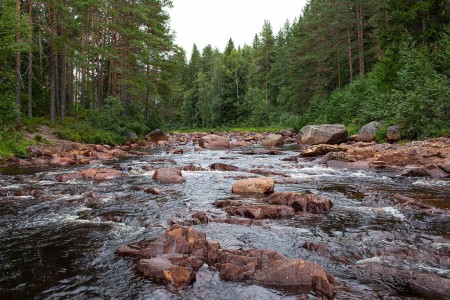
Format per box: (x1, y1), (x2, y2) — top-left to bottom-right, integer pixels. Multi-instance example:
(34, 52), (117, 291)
(301, 144), (348, 157)
(26, 145), (42, 157)
(265, 192), (333, 214)
(179, 164), (207, 171)
(260, 134), (285, 147)
(145, 129), (168, 143)
(400, 166), (431, 177)
(224, 205), (295, 219)
(210, 163), (239, 171)
(425, 165), (450, 178)
(144, 187), (161, 195)
(72, 168), (127, 182)
(254, 259), (334, 299)
(137, 257), (195, 288)
(49, 157), (69, 166)
(232, 177), (275, 194)
(356, 264), (450, 299)
(152, 168), (186, 184)
(139, 226), (207, 260)
(115, 245), (141, 257)
(191, 212), (208, 224)
(199, 135), (230, 149)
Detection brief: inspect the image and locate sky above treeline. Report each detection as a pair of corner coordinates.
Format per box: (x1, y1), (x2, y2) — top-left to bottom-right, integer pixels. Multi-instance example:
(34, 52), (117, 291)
(169, 0), (308, 57)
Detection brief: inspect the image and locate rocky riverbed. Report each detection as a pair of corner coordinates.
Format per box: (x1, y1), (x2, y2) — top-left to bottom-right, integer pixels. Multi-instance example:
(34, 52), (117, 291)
(0, 130), (449, 299)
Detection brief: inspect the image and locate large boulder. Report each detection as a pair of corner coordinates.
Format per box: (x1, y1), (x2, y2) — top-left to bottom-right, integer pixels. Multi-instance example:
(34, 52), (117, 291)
(387, 125), (401, 142)
(126, 130), (138, 143)
(254, 259), (334, 299)
(145, 129), (168, 143)
(153, 168), (186, 184)
(358, 121), (381, 142)
(232, 177), (275, 194)
(297, 124), (348, 145)
(198, 134), (230, 149)
(260, 134), (285, 147)
(265, 192), (333, 214)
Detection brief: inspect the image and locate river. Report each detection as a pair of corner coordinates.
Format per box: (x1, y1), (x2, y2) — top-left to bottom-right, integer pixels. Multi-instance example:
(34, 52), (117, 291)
(1, 145), (449, 299)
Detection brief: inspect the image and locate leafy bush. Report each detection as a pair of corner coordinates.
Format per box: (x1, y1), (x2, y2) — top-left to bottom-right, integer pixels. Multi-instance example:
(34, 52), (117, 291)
(0, 131), (33, 160)
(299, 40), (450, 140)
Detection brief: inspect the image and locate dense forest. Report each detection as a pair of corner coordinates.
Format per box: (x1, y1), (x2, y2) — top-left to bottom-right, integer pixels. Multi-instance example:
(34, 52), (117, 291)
(0, 0), (449, 156)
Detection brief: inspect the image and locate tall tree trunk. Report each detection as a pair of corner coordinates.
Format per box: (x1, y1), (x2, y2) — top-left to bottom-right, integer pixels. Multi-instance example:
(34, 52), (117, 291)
(50, 7), (57, 125)
(27, 0), (33, 118)
(357, 4), (365, 77)
(336, 29), (341, 90)
(67, 62), (73, 111)
(60, 49), (66, 122)
(346, 27), (353, 82)
(15, 0), (21, 127)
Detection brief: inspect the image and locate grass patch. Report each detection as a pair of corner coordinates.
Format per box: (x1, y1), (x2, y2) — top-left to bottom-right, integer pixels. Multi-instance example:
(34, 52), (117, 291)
(171, 125), (288, 133)
(0, 131), (34, 160)
(21, 117), (51, 132)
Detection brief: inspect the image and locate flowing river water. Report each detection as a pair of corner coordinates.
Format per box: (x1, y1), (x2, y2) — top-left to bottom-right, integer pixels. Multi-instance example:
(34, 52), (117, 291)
(1, 145), (449, 299)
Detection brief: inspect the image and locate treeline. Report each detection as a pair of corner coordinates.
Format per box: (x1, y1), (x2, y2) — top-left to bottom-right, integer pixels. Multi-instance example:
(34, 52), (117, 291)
(171, 0), (449, 138)
(1, 0), (449, 144)
(1, 0), (174, 131)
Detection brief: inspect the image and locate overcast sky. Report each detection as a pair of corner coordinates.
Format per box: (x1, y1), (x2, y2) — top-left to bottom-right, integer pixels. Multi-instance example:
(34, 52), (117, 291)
(169, 0), (308, 57)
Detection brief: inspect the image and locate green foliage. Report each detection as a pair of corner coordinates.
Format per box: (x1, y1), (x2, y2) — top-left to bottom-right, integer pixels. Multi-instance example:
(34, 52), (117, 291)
(21, 117), (51, 132)
(0, 131), (33, 160)
(0, 95), (18, 129)
(55, 97), (152, 144)
(33, 134), (51, 145)
(300, 40), (450, 139)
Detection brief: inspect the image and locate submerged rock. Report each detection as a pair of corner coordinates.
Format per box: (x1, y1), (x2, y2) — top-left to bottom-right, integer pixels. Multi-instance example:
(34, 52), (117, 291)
(137, 256), (196, 288)
(56, 168), (127, 182)
(210, 163), (240, 171)
(224, 204), (296, 219)
(254, 259), (334, 299)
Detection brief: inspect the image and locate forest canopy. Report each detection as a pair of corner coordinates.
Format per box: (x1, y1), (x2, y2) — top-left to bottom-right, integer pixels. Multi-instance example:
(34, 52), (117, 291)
(1, 0), (449, 146)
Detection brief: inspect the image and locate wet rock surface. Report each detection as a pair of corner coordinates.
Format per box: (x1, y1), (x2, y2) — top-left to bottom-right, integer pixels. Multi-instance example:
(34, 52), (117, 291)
(1, 132), (450, 300)
(232, 177), (275, 194)
(117, 226), (334, 298)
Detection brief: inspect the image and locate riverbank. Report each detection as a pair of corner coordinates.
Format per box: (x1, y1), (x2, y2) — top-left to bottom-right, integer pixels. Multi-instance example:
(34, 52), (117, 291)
(2, 127), (449, 181)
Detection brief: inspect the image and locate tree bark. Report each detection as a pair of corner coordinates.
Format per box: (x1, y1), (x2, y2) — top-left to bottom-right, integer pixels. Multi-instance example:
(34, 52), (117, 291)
(347, 27), (353, 83)
(357, 4), (365, 77)
(50, 6), (57, 125)
(15, 0), (21, 127)
(60, 49), (66, 122)
(27, 0), (33, 118)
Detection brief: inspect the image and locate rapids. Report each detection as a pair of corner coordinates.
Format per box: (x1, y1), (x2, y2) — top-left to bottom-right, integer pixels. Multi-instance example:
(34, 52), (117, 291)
(1, 145), (449, 299)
